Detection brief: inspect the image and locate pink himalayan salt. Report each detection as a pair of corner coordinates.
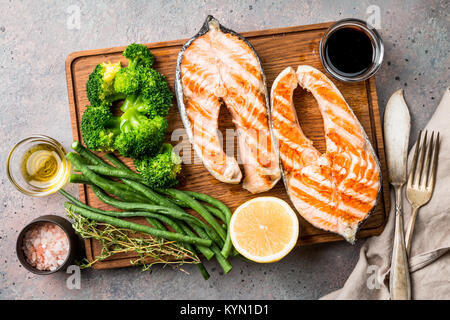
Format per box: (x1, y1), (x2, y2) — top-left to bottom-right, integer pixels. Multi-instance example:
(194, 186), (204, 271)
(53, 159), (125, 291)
(22, 222), (69, 271)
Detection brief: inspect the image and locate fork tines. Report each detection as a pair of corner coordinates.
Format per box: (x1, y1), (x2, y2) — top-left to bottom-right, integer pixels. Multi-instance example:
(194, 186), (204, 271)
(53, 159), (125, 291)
(407, 130), (440, 189)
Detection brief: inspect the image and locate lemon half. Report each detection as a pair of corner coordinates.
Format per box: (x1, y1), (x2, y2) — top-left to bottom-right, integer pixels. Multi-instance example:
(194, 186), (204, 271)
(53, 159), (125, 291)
(230, 197), (299, 263)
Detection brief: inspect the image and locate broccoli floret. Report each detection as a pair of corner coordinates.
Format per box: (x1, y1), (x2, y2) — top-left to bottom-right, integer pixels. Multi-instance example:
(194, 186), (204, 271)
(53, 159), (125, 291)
(117, 68), (173, 118)
(123, 43), (154, 69)
(135, 68), (173, 118)
(81, 102), (167, 158)
(114, 43), (154, 96)
(114, 44), (172, 118)
(86, 62), (125, 105)
(113, 66), (145, 96)
(80, 102), (120, 152)
(114, 108), (168, 159)
(134, 144), (181, 188)
(115, 67), (173, 118)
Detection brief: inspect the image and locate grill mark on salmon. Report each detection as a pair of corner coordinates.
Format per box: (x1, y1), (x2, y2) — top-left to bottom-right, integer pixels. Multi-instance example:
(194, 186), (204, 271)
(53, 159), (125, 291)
(176, 16), (280, 193)
(270, 66), (381, 242)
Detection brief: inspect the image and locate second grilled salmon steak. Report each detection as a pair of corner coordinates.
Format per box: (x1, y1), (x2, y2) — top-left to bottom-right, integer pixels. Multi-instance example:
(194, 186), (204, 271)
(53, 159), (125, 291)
(176, 16), (280, 193)
(270, 66), (381, 242)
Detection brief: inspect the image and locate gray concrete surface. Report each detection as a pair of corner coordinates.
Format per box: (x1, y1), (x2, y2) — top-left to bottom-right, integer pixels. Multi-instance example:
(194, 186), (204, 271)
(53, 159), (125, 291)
(0, 0), (448, 300)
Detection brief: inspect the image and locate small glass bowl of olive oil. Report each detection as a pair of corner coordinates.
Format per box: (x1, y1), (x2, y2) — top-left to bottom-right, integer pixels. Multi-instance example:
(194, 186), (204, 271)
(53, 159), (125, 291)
(6, 135), (71, 196)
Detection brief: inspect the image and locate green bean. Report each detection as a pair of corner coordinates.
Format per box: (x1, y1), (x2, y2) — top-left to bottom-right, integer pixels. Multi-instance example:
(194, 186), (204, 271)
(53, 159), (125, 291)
(90, 185), (205, 227)
(196, 263), (210, 280)
(179, 222), (214, 260)
(171, 198), (226, 222)
(148, 217), (201, 265)
(183, 191), (233, 258)
(150, 214), (183, 236)
(204, 205), (226, 222)
(191, 222), (223, 249)
(68, 173), (88, 185)
(69, 173), (117, 189)
(210, 244), (232, 274)
(66, 153), (139, 203)
(104, 156), (228, 250)
(69, 173), (91, 185)
(128, 188), (218, 260)
(69, 173), (151, 204)
(66, 187), (208, 277)
(84, 207), (174, 221)
(85, 165), (147, 183)
(175, 236), (210, 280)
(64, 202), (211, 247)
(123, 179), (180, 209)
(103, 153), (183, 210)
(59, 189), (106, 215)
(157, 188), (226, 243)
(141, 210), (210, 280)
(184, 191), (232, 222)
(186, 218), (231, 273)
(148, 214), (211, 279)
(69, 174), (150, 204)
(145, 217), (165, 231)
(152, 218), (203, 262)
(181, 222), (231, 273)
(71, 141), (109, 166)
(62, 193), (181, 225)
(104, 152), (134, 170)
(70, 145), (158, 225)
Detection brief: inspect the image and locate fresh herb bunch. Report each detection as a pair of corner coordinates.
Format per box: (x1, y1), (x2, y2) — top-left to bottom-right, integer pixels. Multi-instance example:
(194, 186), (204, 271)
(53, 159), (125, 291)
(67, 210), (199, 271)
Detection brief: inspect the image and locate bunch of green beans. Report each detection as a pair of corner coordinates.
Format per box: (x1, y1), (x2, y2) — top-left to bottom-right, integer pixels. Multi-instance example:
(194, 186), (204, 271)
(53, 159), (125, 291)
(61, 141), (234, 279)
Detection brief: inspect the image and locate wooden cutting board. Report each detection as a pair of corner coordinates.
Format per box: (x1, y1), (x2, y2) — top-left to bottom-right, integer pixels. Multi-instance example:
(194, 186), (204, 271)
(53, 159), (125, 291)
(65, 21), (390, 269)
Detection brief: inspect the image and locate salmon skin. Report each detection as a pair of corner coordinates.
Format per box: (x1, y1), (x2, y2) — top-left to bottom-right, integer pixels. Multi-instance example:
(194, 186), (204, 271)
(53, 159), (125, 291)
(175, 16), (281, 193)
(270, 66), (381, 243)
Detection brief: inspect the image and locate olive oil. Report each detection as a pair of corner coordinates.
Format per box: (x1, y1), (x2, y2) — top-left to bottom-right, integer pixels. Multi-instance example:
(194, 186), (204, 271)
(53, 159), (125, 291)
(20, 144), (64, 189)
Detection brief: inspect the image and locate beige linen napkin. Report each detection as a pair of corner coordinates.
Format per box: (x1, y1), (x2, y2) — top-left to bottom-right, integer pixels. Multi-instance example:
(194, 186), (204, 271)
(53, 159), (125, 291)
(322, 87), (450, 300)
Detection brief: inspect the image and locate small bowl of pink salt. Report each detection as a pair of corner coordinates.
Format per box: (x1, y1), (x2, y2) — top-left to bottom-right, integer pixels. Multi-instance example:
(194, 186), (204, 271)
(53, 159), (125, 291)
(17, 215), (78, 274)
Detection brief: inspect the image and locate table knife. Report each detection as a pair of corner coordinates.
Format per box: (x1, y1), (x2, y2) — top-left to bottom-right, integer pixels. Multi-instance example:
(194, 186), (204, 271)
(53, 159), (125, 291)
(384, 89), (411, 300)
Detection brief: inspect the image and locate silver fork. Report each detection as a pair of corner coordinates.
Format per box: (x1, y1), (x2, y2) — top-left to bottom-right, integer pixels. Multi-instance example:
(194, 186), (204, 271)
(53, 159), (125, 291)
(405, 130), (440, 255)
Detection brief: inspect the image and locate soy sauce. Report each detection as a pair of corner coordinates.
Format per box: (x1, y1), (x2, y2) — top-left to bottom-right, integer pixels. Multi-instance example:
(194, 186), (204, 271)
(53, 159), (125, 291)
(324, 27), (373, 77)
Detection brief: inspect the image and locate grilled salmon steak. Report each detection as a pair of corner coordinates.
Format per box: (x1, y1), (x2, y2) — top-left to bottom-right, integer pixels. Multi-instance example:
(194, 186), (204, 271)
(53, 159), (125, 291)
(270, 66), (381, 242)
(175, 16), (281, 193)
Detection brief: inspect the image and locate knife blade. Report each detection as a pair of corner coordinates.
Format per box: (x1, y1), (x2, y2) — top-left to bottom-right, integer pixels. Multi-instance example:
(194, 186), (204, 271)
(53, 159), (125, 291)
(384, 89), (411, 185)
(384, 88), (411, 300)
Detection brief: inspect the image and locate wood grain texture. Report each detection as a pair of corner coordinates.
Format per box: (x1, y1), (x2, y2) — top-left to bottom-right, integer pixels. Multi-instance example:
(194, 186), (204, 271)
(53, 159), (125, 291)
(65, 21), (390, 270)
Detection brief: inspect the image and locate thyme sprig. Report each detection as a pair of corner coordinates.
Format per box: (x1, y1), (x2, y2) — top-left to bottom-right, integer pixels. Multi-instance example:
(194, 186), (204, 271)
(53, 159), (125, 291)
(67, 210), (200, 271)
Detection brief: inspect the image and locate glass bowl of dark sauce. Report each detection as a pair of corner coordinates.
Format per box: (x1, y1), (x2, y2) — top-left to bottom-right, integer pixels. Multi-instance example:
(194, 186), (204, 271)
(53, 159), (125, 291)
(319, 19), (384, 82)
